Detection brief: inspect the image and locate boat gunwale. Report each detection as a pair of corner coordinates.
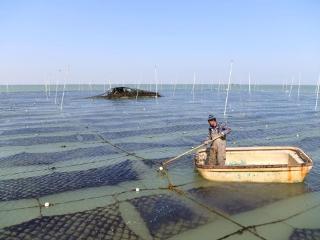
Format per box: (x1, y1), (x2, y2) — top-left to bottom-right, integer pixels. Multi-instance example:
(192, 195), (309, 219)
(195, 146), (313, 170)
(196, 165), (312, 171)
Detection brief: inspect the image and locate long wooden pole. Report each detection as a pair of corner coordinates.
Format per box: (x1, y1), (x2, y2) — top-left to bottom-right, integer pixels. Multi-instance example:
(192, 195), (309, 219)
(162, 135), (222, 166)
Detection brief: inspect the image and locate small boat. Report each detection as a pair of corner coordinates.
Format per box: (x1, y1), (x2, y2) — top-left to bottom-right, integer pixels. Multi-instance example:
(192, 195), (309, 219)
(194, 146), (313, 183)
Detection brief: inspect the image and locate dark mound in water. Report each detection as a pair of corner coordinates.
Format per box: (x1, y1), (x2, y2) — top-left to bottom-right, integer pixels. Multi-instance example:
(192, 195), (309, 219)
(92, 87), (161, 99)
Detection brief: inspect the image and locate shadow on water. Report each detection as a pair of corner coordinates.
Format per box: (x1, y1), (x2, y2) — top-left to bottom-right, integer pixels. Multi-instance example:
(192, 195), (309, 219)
(188, 183), (309, 215)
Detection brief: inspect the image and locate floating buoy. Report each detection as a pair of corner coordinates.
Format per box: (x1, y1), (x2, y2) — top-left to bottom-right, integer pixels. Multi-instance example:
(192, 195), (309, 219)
(296, 133), (300, 138)
(159, 166), (163, 171)
(44, 202), (50, 208)
(135, 188), (140, 192)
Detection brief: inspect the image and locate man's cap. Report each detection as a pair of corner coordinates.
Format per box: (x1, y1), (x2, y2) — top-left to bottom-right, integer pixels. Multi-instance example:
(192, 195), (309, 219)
(208, 115), (216, 121)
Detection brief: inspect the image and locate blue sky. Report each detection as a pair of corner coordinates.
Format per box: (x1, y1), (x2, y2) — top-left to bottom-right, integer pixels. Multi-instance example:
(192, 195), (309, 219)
(0, 0), (319, 84)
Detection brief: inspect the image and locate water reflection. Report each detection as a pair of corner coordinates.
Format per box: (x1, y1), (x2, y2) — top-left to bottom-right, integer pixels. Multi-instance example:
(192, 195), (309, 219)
(188, 183), (308, 215)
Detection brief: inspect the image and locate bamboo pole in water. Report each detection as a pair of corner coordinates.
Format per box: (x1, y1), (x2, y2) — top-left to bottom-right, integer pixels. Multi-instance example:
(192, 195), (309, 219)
(224, 61), (233, 116)
(315, 74), (320, 111)
(44, 78), (48, 100)
(60, 66), (68, 111)
(192, 72), (196, 102)
(154, 65), (158, 98)
(136, 73), (141, 100)
(54, 71), (59, 104)
(248, 72), (251, 94)
(48, 74), (51, 96)
(172, 73), (177, 97)
(289, 76), (294, 97)
(297, 72), (301, 99)
(285, 78), (288, 93)
(108, 78), (111, 90)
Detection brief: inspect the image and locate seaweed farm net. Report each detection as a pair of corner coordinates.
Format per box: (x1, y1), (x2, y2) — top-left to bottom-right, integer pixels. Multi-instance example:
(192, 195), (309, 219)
(1, 85), (320, 240)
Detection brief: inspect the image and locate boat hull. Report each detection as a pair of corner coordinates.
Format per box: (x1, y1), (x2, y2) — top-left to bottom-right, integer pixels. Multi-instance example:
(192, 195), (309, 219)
(195, 146), (313, 183)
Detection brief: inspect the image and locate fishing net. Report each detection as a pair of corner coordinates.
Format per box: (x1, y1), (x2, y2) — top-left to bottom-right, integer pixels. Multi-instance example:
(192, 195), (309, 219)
(0, 203), (141, 240)
(0, 160), (138, 201)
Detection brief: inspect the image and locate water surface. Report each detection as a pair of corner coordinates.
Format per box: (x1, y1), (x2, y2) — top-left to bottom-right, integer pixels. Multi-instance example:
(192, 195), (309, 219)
(0, 84), (319, 240)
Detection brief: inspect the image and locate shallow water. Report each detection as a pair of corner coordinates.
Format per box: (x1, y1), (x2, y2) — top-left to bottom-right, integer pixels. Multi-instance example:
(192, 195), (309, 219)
(0, 84), (319, 239)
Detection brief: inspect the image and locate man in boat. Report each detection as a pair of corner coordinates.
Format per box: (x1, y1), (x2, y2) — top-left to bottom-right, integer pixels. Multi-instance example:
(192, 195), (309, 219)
(204, 115), (231, 166)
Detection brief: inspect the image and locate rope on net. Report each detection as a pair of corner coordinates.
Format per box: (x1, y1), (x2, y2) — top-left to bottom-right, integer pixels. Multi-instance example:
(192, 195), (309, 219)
(1, 125), (316, 239)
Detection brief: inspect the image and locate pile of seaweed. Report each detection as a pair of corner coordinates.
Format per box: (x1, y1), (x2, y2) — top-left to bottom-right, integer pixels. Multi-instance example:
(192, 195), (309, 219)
(92, 87), (161, 99)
